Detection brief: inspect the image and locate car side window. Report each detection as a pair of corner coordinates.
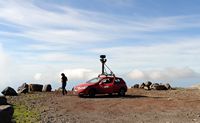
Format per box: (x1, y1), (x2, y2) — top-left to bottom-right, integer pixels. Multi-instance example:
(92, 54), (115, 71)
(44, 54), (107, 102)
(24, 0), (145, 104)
(102, 78), (112, 84)
(115, 78), (121, 84)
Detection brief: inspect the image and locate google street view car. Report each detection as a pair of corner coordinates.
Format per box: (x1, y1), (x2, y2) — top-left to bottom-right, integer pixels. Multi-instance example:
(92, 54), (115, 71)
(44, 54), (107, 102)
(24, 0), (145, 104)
(73, 55), (127, 97)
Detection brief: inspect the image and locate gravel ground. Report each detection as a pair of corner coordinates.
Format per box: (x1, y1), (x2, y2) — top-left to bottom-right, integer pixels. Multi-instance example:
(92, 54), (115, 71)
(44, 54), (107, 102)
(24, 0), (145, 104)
(7, 88), (200, 123)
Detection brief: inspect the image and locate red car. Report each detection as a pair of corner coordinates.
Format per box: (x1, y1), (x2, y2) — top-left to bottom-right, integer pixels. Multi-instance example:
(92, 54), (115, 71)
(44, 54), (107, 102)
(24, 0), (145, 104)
(73, 75), (128, 97)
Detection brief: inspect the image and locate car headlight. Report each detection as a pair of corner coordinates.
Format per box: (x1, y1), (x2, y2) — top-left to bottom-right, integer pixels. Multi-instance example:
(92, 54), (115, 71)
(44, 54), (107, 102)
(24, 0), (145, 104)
(77, 86), (88, 90)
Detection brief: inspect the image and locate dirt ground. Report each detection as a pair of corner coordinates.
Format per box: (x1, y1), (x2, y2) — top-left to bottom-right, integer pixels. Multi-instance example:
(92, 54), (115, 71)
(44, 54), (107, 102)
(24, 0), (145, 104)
(7, 88), (200, 123)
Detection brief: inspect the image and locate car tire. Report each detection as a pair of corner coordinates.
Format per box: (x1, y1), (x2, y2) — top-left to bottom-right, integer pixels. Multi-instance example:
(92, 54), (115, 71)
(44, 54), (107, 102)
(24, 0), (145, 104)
(78, 94), (84, 98)
(118, 88), (125, 97)
(88, 89), (95, 97)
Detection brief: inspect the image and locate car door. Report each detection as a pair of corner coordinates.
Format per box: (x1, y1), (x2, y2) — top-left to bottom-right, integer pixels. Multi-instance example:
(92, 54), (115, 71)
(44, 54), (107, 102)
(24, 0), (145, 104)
(98, 78), (114, 94)
(113, 78), (122, 93)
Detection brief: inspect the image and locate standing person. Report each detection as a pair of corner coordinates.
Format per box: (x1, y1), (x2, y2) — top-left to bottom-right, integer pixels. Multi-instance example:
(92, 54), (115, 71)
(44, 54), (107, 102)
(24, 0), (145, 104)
(61, 73), (68, 95)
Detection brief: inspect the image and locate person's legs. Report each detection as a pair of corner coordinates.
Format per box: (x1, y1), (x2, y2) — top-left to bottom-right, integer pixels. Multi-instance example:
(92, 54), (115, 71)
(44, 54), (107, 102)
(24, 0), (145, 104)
(65, 89), (67, 94)
(62, 88), (65, 95)
(62, 82), (66, 95)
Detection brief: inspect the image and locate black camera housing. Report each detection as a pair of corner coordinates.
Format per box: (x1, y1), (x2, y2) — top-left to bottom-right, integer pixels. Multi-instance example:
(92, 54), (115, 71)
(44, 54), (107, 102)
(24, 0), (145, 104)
(100, 55), (106, 59)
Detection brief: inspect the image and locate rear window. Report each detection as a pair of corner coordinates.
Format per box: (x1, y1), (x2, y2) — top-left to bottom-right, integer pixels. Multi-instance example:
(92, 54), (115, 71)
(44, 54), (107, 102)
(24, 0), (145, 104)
(115, 78), (121, 83)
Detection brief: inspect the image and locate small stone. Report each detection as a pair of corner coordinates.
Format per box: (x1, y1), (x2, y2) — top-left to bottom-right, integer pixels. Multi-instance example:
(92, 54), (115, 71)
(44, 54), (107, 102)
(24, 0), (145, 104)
(167, 98), (172, 101)
(192, 119), (197, 121)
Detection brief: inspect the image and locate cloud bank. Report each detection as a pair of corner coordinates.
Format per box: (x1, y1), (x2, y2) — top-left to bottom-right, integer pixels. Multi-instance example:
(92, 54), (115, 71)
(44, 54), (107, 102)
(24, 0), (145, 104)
(127, 67), (199, 81)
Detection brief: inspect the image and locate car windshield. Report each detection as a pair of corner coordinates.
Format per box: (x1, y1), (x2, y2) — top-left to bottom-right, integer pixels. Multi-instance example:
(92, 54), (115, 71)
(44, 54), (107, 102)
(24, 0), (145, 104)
(86, 77), (101, 83)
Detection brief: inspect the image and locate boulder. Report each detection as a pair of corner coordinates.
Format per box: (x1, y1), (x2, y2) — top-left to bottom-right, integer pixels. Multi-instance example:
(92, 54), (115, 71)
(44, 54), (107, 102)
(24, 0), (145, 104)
(145, 81), (152, 88)
(18, 83), (29, 94)
(0, 105), (14, 123)
(43, 84), (52, 92)
(154, 85), (167, 90)
(132, 84), (139, 88)
(144, 86), (150, 90)
(0, 96), (7, 105)
(150, 83), (159, 90)
(139, 83), (145, 89)
(1, 87), (18, 96)
(29, 84), (43, 92)
(164, 83), (172, 90)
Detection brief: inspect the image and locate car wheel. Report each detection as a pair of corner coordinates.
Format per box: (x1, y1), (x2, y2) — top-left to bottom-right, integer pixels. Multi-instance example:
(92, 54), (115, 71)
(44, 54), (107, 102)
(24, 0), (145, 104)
(118, 88), (125, 97)
(78, 94), (84, 98)
(88, 89), (95, 97)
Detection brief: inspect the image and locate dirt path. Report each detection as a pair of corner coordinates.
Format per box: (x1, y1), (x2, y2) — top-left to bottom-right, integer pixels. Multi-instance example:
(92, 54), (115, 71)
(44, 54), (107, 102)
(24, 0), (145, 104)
(7, 89), (200, 123)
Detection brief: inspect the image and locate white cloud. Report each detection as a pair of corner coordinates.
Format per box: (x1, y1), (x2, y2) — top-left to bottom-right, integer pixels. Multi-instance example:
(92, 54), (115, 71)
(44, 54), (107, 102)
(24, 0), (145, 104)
(92, 39), (200, 73)
(34, 73), (42, 81)
(1, 0), (200, 45)
(0, 44), (10, 76)
(127, 67), (199, 81)
(0, 44), (8, 69)
(127, 69), (145, 79)
(60, 68), (99, 81)
(0, 43), (12, 91)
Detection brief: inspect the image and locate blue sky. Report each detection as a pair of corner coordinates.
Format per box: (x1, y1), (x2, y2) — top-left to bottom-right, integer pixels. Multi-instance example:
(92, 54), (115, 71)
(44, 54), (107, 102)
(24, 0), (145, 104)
(0, 0), (200, 91)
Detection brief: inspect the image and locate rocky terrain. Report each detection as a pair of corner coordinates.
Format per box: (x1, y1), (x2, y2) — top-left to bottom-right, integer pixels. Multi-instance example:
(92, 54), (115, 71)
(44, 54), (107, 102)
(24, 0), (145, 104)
(5, 88), (200, 123)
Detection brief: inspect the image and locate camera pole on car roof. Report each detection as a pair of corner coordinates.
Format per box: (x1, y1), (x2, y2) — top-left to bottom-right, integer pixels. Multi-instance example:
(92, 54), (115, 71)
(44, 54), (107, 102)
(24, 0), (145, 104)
(100, 55), (115, 76)
(100, 55), (107, 75)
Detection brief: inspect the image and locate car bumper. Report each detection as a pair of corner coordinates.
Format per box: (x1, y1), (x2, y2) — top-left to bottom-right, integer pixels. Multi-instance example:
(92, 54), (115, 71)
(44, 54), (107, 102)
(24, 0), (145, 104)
(73, 88), (88, 96)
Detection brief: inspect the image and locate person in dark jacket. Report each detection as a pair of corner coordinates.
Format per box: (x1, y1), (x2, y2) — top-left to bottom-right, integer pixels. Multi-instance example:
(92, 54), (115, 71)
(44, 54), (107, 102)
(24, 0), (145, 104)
(61, 73), (68, 95)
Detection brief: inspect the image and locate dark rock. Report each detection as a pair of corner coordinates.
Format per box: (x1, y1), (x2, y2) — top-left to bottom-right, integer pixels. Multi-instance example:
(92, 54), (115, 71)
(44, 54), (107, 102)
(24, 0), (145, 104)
(150, 83), (159, 90)
(0, 96), (7, 105)
(164, 83), (172, 90)
(154, 85), (167, 90)
(144, 86), (150, 90)
(139, 83), (145, 89)
(145, 81), (152, 87)
(132, 84), (139, 88)
(0, 105), (14, 123)
(29, 84), (43, 92)
(18, 83), (29, 94)
(43, 84), (52, 92)
(1, 87), (18, 96)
